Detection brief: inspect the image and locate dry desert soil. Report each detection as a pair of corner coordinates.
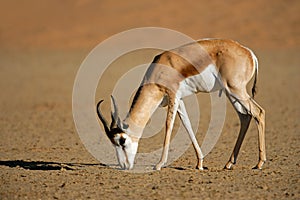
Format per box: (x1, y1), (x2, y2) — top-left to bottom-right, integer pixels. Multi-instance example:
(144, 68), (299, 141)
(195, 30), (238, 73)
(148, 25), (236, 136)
(0, 0), (299, 199)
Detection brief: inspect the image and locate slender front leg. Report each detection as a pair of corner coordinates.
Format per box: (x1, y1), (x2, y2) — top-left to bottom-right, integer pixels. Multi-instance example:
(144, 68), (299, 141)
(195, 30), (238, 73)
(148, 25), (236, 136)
(177, 100), (204, 170)
(154, 98), (179, 170)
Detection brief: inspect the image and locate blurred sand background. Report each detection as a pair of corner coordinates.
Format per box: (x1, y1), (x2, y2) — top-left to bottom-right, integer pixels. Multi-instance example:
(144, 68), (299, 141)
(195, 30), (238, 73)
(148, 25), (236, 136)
(0, 0), (299, 199)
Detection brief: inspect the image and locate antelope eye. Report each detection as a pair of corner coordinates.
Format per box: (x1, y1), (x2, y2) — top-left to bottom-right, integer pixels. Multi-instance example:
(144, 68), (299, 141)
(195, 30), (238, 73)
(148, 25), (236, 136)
(119, 137), (126, 146)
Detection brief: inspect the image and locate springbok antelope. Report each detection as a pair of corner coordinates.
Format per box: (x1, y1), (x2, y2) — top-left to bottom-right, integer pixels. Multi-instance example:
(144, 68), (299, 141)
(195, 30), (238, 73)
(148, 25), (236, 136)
(96, 39), (266, 170)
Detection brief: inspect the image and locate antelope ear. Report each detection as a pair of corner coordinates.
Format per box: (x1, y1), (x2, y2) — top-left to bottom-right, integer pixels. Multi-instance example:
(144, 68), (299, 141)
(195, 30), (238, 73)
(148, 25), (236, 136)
(117, 118), (129, 132)
(122, 122), (129, 130)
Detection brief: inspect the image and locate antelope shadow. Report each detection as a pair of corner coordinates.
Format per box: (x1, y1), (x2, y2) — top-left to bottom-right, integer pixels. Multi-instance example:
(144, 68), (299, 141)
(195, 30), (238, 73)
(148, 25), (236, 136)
(0, 160), (106, 171)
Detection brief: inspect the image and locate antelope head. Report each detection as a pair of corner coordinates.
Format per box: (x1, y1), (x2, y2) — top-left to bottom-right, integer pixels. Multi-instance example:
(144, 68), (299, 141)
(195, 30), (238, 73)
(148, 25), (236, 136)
(96, 96), (138, 170)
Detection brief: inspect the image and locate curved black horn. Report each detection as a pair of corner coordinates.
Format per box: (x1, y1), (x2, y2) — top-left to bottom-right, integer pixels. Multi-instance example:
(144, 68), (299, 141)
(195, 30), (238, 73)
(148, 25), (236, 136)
(110, 95), (119, 129)
(96, 100), (110, 134)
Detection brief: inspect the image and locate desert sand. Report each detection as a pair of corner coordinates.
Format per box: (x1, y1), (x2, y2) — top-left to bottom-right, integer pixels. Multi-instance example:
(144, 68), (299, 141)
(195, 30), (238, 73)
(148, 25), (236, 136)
(0, 0), (299, 199)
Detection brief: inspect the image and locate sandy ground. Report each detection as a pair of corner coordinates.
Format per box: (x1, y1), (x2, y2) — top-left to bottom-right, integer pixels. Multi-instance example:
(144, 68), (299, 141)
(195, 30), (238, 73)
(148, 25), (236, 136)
(0, 0), (299, 199)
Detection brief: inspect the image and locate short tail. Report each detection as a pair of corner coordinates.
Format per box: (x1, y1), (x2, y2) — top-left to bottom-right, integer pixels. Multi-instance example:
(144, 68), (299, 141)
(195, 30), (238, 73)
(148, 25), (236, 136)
(251, 53), (259, 98)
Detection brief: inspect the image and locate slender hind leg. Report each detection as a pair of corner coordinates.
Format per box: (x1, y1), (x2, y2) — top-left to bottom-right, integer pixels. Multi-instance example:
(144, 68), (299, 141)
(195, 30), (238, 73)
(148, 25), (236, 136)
(154, 97), (179, 170)
(177, 99), (204, 170)
(225, 92), (266, 169)
(225, 112), (252, 169)
(249, 98), (266, 169)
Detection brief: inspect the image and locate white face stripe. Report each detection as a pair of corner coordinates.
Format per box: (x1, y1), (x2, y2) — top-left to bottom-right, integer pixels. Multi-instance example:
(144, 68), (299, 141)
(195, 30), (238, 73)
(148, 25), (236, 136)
(115, 146), (128, 169)
(126, 142), (138, 169)
(114, 133), (138, 170)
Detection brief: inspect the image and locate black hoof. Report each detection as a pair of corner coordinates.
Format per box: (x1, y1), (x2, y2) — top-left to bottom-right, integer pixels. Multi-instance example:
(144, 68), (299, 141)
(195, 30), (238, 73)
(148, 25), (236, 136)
(252, 165), (262, 170)
(224, 162), (234, 170)
(196, 166), (208, 170)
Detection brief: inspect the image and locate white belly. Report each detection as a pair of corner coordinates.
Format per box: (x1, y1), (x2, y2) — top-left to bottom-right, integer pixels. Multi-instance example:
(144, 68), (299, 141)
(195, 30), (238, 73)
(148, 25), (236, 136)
(176, 64), (223, 98)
